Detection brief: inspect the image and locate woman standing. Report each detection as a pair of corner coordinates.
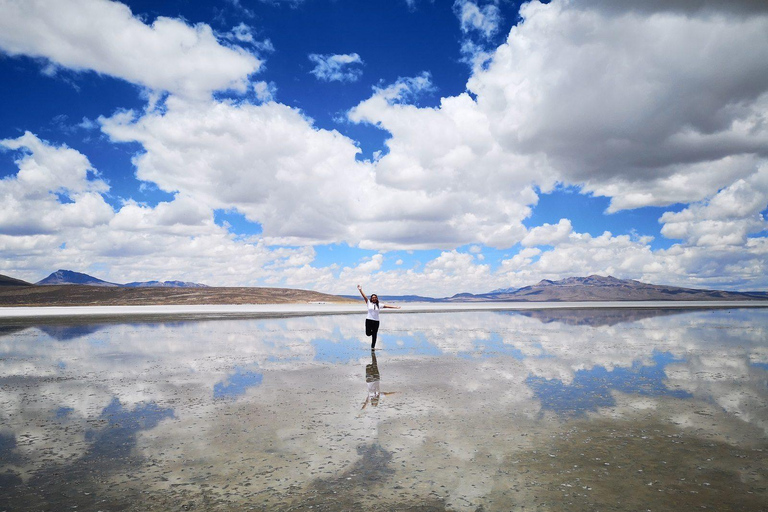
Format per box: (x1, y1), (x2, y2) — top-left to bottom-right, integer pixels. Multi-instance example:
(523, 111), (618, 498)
(357, 284), (400, 349)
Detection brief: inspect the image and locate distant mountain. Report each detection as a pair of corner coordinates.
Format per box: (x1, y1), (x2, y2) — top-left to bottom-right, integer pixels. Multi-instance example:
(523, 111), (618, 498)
(37, 269), (119, 287)
(122, 281), (209, 288)
(465, 275), (767, 302)
(11, 271), (768, 302)
(0, 274), (32, 287)
(35, 269), (207, 288)
(343, 276), (767, 303)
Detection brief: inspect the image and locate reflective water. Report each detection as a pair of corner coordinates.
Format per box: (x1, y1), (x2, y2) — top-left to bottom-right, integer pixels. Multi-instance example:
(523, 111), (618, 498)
(1, 308), (767, 511)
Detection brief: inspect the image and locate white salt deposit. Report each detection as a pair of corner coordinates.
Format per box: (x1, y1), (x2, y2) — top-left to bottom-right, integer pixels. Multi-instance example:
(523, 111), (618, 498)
(0, 301), (766, 319)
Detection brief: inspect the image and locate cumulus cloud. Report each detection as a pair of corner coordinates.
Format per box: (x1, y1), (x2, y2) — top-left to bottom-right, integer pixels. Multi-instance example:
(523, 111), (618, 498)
(577, 0), (768, 16)
(0, 130), (335, 288)
(336, 249), (497, 297)
(350, 77), (541, 248)
(660, 165), (768, 247)
(521, 219), (572, 247)
(0, 0), (261, 99)
(308, 53), (364, 83)
(454, 0), (501, 39)
(466, 0), (768, 210)
(340, 0), (768, 288)
(344, 0), (765, 250)
(0, 132), (112, 236)
(99, 94), (541, 251)
(99, 96), (373, 245)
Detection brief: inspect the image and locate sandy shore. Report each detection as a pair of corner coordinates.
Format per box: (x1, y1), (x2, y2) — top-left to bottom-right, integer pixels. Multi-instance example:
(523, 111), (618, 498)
(1, 300), (767, 319)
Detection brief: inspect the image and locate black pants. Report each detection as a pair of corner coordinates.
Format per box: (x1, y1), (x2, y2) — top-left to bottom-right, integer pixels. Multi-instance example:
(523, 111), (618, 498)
(366, 319), (380, 348)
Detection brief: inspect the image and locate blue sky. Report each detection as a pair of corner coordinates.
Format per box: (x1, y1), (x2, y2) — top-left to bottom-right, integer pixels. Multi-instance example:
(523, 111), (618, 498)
(1, 0), (767, 296)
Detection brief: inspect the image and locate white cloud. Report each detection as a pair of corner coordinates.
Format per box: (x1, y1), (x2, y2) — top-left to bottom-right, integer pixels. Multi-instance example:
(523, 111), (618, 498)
(350, 78), (542, 249)
(0, 132), (112, 236)
(308, 53), (364, 83)
(0, 131), (334, 288)
(251, 81), (277, 102)
(99, 94), (538, 251)
(0, 0), (261, 99)
(466, 0), (768, 210)
(525, 231), (656, 278)
(454, 0), (501, 39)
(99, 97), (373, 245)
(359, 72), (436, 106)
(336, 249), (496, 297)
(498, 228), (768, 292)
(660, 165), (768, 247)
(338, 0), (768, 289)
(521, 219), (572, 247)
(356, 254), (384, 274)
(221, 22), (274, 54)
(499, 247), (541, 273)
(577, 0), (768, 16)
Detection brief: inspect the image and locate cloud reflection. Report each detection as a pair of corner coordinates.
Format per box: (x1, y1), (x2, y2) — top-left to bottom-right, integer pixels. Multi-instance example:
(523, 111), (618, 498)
(0, 307), (766, 510)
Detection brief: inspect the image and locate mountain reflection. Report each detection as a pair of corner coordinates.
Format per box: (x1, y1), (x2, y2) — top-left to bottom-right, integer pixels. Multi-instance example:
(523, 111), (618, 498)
(505, 307), (696, 327)
(0, 325), (29, 338)
(38, 324), (108, 341)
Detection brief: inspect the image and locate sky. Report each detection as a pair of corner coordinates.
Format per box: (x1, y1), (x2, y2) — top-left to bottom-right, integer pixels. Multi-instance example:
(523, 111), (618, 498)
(0, 0), (767, 296)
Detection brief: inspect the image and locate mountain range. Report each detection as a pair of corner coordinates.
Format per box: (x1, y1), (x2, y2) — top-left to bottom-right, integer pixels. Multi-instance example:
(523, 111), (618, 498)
(370, 275), (768, 302)
(34, 269), (208, 288)
(471, 275), (767, 301)
(1, 271), (767, 303)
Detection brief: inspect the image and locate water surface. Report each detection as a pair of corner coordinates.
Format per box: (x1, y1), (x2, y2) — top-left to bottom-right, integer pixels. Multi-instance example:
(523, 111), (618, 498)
(1, 308), (766, 511)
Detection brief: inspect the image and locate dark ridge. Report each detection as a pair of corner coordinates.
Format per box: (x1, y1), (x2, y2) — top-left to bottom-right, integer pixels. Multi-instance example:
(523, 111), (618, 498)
(0, 274), (32, 287)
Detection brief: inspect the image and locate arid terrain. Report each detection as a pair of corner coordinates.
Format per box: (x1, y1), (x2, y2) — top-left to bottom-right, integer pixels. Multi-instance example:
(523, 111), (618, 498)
(0, 285), (354, 307)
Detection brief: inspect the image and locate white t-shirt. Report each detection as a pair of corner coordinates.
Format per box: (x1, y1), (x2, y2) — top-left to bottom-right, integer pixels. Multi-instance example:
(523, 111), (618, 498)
(367, 301), (380, 321)
(367, 380), (380, 398)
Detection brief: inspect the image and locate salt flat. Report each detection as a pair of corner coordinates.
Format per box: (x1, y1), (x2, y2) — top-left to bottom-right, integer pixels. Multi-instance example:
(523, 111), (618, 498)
(1, 300), (767, 319)
(1, 308), (766, 511)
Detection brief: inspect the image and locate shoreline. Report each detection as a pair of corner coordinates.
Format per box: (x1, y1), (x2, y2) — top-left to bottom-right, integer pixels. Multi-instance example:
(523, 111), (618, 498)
(1, 300), (767, 321)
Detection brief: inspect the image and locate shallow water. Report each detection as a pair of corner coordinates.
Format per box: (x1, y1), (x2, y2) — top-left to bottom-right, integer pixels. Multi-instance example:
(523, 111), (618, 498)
(1, 308), (766, 511)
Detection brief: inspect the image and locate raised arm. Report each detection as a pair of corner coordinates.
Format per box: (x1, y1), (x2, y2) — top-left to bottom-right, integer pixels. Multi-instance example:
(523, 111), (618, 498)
(357, 284), (368, 303)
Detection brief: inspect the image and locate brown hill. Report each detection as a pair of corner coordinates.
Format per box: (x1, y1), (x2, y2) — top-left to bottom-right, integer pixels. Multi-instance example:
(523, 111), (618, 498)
(0, 285), (354, 307)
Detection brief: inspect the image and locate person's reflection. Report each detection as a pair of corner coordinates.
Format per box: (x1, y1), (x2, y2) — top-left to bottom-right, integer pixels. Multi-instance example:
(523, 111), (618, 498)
(361, 350), (395, 409)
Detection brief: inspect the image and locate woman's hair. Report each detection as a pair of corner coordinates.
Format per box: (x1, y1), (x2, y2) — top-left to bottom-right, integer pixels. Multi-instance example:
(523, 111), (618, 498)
(371, 294), (379, 309)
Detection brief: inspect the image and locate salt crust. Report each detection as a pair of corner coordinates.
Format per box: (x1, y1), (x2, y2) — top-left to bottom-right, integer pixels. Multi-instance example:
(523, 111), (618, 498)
(1, 301), (766, 319)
